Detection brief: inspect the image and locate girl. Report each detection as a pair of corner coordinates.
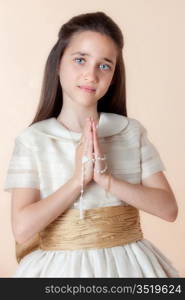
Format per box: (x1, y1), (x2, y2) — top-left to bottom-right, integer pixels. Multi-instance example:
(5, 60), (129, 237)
(4, 11), (179, 277)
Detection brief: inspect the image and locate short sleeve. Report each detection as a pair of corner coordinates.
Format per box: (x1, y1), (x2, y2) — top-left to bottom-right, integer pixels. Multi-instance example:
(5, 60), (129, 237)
(140, 124), (166, 180)
(3, 138), (40, 192)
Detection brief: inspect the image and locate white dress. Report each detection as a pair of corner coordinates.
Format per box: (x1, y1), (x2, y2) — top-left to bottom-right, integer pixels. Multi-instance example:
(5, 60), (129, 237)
(3, 112), (179, 277)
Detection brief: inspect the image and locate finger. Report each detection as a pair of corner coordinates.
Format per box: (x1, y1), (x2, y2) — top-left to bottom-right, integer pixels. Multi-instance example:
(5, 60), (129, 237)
(86, 122), (93, 159)
(84, 119), (92, 154)
(92, 119), (99, 153)
(92, 119), (105, 170)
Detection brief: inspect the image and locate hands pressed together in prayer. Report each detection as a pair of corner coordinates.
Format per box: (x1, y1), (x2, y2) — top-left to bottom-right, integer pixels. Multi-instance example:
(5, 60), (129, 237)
(73, 116), (112, 191)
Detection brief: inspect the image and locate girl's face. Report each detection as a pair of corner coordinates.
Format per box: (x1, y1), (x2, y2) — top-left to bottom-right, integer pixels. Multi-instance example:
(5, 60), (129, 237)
(58, 30), (118, 107)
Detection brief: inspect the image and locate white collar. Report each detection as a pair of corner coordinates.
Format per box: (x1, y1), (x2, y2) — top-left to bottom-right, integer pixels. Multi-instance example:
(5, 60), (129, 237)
(30, 112), (128, 141)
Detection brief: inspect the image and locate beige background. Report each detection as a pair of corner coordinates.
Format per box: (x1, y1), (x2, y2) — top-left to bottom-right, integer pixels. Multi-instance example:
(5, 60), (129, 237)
(1, 0), (185, 277)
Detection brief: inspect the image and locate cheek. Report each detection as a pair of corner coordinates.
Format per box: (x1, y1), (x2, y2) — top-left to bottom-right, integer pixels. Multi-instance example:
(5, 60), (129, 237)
(68, 64), (82, 80)
(59, 64), (76, 84)
(101, 74), (113, 87)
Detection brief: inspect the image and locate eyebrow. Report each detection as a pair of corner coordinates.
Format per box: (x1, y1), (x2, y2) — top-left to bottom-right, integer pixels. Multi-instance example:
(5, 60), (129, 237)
(71, 51), (114, 65)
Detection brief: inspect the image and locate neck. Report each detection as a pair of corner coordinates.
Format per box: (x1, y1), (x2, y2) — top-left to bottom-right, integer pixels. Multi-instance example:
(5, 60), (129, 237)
(57, 109), (100, 133)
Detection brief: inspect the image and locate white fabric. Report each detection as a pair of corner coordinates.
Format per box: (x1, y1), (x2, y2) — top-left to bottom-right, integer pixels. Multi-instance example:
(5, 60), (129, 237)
(4, 112), (179, 277)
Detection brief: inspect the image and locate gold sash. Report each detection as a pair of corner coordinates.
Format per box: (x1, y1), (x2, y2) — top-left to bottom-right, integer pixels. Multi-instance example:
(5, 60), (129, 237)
(16, 205), (143, 263)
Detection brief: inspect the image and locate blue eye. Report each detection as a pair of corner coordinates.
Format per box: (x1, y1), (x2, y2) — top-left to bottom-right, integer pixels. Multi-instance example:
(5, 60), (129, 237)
(99, 64), (110, 70)
(74, 58), (85, 64)
(74, 57), (111, 70)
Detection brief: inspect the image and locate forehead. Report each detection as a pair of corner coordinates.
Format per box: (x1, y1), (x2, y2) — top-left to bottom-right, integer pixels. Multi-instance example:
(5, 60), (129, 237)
(65, 30), (118, 61)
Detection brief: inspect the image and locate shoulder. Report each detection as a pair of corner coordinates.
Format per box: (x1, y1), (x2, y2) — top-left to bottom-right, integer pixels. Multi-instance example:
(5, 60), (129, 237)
(114, 114), (146, 135)
(15, 119), (52, 150)
(127, 117), (146, 132)
(101, 112), (146, 137)
(105, 112), (144, 127)
(101, 113), (147, 141)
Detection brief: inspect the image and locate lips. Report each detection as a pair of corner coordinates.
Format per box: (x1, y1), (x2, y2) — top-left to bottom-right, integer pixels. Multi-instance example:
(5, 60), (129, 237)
(78, 85), (96, 92)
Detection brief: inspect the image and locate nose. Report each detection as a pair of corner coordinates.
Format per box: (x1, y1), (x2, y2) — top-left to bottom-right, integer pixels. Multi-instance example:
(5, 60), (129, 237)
(83, 66), (98, 83)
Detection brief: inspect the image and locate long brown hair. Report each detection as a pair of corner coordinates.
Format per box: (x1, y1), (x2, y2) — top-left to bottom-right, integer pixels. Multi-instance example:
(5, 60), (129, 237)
(29, 11), (127, 127)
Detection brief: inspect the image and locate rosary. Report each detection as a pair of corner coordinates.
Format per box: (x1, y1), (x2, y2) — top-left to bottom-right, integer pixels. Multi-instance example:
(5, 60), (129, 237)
(61, 120), (112, 219)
